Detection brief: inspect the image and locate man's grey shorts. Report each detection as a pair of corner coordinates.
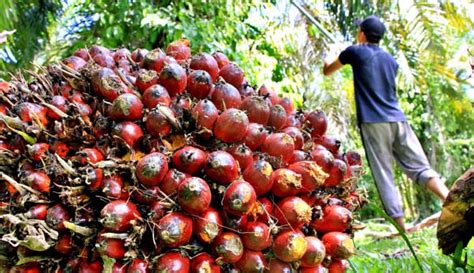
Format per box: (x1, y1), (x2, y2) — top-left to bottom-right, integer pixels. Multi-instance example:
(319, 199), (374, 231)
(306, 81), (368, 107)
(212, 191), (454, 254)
(359, 121), (441, 218)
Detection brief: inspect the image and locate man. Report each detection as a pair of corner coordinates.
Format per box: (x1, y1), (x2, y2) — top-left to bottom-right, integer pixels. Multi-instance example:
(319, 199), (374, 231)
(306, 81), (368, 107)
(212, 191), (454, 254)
(323, 16), (449, 231)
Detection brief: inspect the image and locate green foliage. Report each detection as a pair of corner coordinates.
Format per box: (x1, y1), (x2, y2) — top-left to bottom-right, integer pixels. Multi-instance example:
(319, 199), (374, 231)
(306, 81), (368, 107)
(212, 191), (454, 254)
(350, 224), (474, 273)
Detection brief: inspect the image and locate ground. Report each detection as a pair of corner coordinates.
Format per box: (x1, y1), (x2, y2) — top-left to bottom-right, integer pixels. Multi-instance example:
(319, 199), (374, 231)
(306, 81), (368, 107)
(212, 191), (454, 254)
(349, 220), (473, 273)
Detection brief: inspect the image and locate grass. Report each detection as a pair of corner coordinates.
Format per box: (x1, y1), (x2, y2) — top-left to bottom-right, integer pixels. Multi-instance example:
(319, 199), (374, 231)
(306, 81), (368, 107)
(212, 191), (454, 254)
(348, 221), (458, 273)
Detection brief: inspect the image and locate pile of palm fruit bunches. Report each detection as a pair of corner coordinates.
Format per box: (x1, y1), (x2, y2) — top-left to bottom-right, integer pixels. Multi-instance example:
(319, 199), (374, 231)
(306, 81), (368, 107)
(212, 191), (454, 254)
(0, 39), (366, 273)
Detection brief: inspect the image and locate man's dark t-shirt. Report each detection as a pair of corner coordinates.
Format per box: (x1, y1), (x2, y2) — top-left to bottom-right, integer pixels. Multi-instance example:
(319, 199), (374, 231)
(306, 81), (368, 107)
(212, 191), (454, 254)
(339, 44), (406, 123)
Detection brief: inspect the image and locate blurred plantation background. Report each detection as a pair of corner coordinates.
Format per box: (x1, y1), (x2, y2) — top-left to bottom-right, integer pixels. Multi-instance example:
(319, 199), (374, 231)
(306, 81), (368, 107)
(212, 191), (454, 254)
(1, 0), (473, 223)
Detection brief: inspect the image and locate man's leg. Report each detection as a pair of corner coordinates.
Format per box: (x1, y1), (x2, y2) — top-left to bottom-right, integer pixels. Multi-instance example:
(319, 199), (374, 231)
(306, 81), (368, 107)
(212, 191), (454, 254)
(392, 122), (449, 201)
(360, 123), (406, 230)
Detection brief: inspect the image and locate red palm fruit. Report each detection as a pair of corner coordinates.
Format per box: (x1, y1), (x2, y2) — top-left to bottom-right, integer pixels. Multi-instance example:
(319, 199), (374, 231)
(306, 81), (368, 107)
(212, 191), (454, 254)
(258, 85), (280, 105)
(17, 102), (48, 126)
(112, 121), (144, 147)
(270, 168), (302, 197)
(145, 105), (175, 137)
(213, 232), (244, 263)
(116, 61), (132, 74)
(156, 212), (193, 247)
(242, 221), (272, 251)
(24, 171), (50, 193)
(324, 159), (347, 187)
(310, 146), (335, 173)
(97, 233), (126, 259)
(223, 180), (257, 216)
(204, 151), (239, 184)
(300, 264), (328, 273)
(289, 150), (308, 164)
(311, 205), (352, 233)
(255, 197), (273, 223)
(91, 68), (131, 102)
(288, 161), (328, 193)
(191, 253), (221, 273)
(172, 146), (207, 175)
(131, 48), (149, 64)
(228, 143), (253, 171)
(214, 109), (249, 143)
(193, 207), (222, 243)
(322, 232), (355, 259)
(190, 53), (219, 82)
(93, 53), (115, 68)
(300, 236), (326, 267)
(221, 209), (248, 230)
(192, 99), (219, 138)
(48, 95), (69, 119)
(78, 261), (103, 273)
(26, 204), (48, 220)
(272, 230), (308, 263)
(286, 113), (303, 128)
(9, 263), (41, 273)
(135, 69), (159, 93)
(211, 81), (242, 111)
(236, 250), (268, 273)
(50, 141), (70, 158)
(244, 123), (269, 150)
(239, 82), (255, 97)
(135, 152), (169, 186)
(219, 63), (244, 89)
(27, 143), (49, 162)
(46, 204), (70, 231)
(177, 177), (212, 214)
(274, 196), (312, 228)
(240, 96), (270, 125)
(63, 56), (87, 71)
(327, 259), (349, 273)
(86, 168), (104, 190)
(314, 135), (341, 154)
(127, 259), (150, 273)
(113, 48), (130, 61)
(143, 49), (167, 71)
(54, 234), (73, 255)
(186, 70), (213, 99)
(155, 252), (190, 273)
(344, 150), (362, 166)
(243, 159), (273, 196)
(159, 63), (187, 96)
(166, 39), (191, 61)
(282, 127), (304, 150)
(265, 259), (295, 273)
(305, 110), (328, 138)
(262, 133), (295, 164)
(100, 200), (141, 232)
(278, 97), (296, 115)
(212, 51), (230, 69)
(142, 84), (171, 109)
(74, 48), (89, 61)
(89, 45), (111, 57)
(171, 95), (193, 116)
(109, 93), (143, 121)
(112, 263), (127, 273)
(74, 101), (93, 117)
(161, 168), (190, 196)
(102, 175), (125, 199)
(133, 186), (160, 205)
(149, 201), (167, 222)
(268, 104), (287, 130)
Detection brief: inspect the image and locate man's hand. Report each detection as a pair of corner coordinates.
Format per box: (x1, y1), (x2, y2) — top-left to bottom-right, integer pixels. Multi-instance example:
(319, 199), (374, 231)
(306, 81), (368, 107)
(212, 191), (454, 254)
(323, 43), (346, 76)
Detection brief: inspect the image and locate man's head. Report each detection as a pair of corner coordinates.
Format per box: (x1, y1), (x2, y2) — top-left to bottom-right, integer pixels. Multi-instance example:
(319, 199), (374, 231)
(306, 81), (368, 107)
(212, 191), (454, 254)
(356, 16), (386, 44)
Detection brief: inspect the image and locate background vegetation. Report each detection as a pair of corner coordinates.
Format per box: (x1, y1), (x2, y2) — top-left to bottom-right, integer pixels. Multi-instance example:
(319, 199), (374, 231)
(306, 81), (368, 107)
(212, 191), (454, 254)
(1, 0), (473, 271)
